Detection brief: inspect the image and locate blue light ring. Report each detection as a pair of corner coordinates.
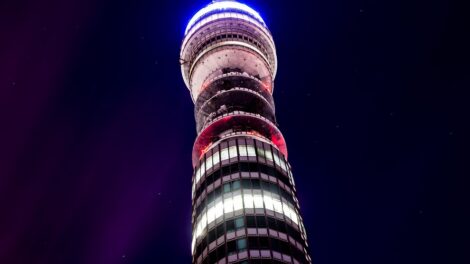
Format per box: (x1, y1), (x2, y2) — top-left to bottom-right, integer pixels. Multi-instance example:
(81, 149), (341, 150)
(184, 1), (267, 35)
(185, 8), (267, 35)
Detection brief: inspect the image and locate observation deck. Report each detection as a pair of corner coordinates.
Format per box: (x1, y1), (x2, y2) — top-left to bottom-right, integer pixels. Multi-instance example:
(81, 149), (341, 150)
(180, 0), (278, 101)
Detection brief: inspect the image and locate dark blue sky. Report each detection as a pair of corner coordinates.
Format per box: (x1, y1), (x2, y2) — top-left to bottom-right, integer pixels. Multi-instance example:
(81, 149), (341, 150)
(0, 0), (467, 263)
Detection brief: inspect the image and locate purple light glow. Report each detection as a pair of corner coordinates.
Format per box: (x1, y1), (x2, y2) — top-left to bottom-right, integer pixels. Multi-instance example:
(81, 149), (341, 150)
(185, 1), (266, 35)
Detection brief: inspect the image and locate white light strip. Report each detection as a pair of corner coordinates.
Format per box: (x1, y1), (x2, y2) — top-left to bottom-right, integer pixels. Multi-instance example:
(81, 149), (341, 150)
(185, 1), (266, 35)
(192, 144), (290, 198)
(191, 190), (299, 254)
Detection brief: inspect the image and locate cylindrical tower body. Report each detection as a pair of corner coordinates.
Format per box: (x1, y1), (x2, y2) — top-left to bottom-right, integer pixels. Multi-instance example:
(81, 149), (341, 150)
(180, 1), (311, 263)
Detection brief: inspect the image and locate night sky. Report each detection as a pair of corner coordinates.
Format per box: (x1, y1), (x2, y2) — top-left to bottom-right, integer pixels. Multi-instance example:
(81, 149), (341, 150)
(0, 0), (467, 263)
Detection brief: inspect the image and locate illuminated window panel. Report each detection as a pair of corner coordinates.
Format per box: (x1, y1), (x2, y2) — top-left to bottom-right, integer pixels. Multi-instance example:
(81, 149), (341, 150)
(238, 145), (247, 156)
(247, 145), (256, 156)
(195, 167), (202, 183)
(243, 192), (254, 209)
(206, 155), (213, 171)
(265, 149), (273, 161)
(273, 152), (281, 166)
(213, 151), (220, 166)
(221, 148), (229, 161)
(256, 147), (265, 158)
(279, 159), (287, 171)
(253, 193), (263, 208)
(263, 192), (274, 211)
(229, 146), (238, 159)
(233, 194), (243, 211)
(289, 170), (296, 187)
(215, 198), (224, 219)
(223, 195), (233, 214)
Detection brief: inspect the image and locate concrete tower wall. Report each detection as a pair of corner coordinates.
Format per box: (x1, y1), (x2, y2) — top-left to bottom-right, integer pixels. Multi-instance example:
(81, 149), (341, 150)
(181, 2), (311, 263)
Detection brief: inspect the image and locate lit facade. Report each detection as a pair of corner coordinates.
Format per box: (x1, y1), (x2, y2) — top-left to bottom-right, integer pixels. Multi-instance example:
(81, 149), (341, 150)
(180, 1), (311, 263)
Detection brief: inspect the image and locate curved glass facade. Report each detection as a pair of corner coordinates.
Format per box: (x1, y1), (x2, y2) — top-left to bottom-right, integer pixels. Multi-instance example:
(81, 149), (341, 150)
(189, 137), (310, 264)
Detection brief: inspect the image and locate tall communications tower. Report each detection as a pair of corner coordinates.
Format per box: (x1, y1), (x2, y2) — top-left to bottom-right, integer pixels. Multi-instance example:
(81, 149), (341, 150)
(180, 1), (311, 263)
